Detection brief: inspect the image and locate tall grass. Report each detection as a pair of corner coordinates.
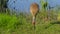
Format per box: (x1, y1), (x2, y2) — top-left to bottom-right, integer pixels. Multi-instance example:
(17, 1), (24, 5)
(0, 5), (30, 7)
(0, 10), (60, 34)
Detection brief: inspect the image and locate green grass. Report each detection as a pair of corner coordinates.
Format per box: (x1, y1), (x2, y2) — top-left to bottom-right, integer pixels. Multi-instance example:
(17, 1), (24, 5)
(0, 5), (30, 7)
(0, 12), (60, 34)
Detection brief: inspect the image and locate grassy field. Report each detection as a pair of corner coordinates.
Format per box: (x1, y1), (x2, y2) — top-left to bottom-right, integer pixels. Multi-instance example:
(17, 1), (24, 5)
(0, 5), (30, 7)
(0, 12), (60, 34)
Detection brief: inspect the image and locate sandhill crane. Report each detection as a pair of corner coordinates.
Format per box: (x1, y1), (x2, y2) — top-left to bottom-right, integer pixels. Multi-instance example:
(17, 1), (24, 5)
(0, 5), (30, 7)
(30, 3), (39, 27)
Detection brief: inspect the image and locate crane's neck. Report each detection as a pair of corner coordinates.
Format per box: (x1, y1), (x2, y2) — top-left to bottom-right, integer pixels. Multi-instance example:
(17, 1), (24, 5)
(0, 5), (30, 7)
(32, 16), (36, 25)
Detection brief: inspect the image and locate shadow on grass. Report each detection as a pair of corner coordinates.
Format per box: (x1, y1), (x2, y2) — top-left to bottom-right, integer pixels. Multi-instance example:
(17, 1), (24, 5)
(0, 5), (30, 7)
(51, 21), (60, 24)
(45, 21), (60, 29)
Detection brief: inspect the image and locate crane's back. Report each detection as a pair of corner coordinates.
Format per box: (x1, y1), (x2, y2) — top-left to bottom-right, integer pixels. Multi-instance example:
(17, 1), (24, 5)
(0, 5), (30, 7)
(30, 3), (39, 16)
